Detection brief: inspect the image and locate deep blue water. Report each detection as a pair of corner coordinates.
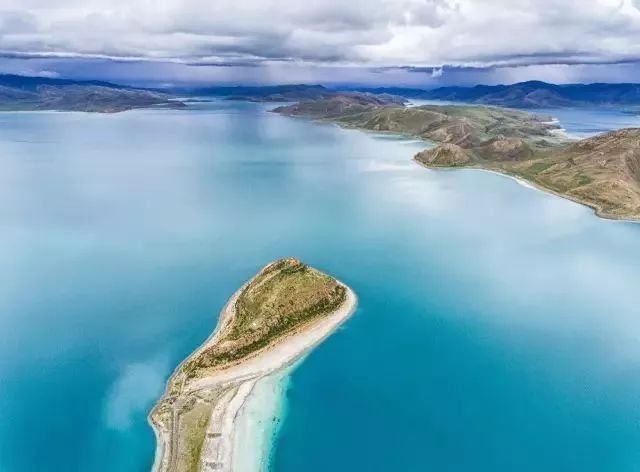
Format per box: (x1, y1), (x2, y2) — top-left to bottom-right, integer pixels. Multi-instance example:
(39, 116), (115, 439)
(1, 102), (640, 471)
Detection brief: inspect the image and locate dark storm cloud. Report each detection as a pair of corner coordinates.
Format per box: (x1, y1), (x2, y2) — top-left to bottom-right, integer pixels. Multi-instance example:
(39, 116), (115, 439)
(2, 0), (640, 84)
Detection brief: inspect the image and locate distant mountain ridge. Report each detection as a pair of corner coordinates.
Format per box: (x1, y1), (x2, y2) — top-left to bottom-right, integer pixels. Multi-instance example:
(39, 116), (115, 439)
(7, 73), (640, 112)
(0, 74), (129, 91)
(176, 84), (334, 102)
(177, 80), (640, 108)
(0, 74), (183, 112)
(356, 81), (640, 108)
(174, 83), (408, 104)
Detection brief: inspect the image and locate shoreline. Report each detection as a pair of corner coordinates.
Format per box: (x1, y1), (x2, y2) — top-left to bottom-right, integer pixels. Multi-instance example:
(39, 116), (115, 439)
(275, 105), (639, 223)
(414, 158), (640, 223)
(231, 362), (296, 472)
(149, 267), (358, 472)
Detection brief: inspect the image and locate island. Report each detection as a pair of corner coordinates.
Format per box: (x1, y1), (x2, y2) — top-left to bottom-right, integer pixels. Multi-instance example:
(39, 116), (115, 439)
(149, 258), (357, 472)
(274, 95), (640, 220)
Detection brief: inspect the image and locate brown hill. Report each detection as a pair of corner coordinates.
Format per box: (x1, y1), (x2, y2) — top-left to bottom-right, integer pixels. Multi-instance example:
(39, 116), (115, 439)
(503, 128), (640, 219)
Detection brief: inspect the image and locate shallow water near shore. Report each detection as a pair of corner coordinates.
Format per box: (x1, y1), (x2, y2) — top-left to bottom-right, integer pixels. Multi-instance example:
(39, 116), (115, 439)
(1, 101), (640, 471)
(233, 365), (293, 472)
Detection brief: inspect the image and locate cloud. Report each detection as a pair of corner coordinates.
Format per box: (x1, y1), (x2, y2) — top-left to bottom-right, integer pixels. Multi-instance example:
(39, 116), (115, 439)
(33, 69), (60, 78)
(0, 0), (639, 71)
(431, 67), (443, 78)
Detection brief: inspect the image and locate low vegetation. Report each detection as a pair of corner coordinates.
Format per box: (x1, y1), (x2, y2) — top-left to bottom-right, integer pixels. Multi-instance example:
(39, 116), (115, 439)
(183, 258), (346, 376)
(175, 396), (212, 472)
(276, 98), (561, 147)
(499, 129), (640, 218)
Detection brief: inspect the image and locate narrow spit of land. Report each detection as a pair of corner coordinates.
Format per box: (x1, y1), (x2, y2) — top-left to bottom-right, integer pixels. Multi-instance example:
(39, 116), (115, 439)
(150, 258), (357, 472)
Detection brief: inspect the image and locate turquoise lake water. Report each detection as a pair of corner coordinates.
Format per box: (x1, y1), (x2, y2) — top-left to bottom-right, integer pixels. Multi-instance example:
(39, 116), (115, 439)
(1, 102), (640, 471)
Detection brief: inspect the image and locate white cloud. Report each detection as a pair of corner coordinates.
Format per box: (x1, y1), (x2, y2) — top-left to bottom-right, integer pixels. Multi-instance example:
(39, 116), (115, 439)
(33, 69), (59, 77)
(1, 0), (640, 69)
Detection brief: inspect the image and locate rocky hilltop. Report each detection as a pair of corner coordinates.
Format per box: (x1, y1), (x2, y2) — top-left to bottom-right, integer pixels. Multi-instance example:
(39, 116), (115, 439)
(415, 143), (472, 166)
(276, 95), (640, 220)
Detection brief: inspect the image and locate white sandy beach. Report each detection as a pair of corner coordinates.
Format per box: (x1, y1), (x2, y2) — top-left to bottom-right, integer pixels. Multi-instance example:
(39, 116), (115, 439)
(232, 364), (295, 472)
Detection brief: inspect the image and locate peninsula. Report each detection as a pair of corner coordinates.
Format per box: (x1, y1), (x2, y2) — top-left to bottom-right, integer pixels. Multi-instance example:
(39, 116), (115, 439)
(0, 74), (185, 113)
(150, 258), (357, 472)
(275, 95), (640, 220)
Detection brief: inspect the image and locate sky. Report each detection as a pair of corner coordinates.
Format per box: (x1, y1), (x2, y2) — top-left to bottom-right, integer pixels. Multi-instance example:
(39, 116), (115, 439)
(2, 0), (640, 87)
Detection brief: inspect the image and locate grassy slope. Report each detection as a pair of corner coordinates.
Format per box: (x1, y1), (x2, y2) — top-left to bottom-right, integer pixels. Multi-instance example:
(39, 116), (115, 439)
(277, 99), (560, 147)
(334, 105), (559, 146)
(175, 395), (212, 472)
(495, 129), (640, 219)
(414, 127), (640, 220)
(183, 258), (346, 376)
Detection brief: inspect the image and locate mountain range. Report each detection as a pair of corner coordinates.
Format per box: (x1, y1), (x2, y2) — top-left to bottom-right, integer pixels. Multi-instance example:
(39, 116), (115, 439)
(174, 84), (334, 102)
(0, 74), (184, 112)
(177, 81), (640, 108)
(4, 74), (640, 112)
(355, 81), (640, 108)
